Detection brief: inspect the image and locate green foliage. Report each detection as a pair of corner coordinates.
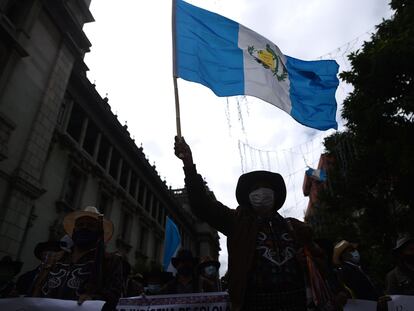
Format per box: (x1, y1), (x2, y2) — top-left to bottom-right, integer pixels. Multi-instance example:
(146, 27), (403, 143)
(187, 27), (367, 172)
(312, 0), (414, 287)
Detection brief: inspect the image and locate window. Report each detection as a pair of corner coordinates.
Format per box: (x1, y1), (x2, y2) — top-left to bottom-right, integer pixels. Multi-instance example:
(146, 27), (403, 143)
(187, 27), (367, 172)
(62, 167), (84, 209)
(153, 238), (161, 263)
(120, 211), (132, 242)
(138, 226), (148, 253)
(97, 137), (110, 168)
(2, 0), (29, 25)
(66, 103), (85, 142)
(137, 181), (146, 206)
(119, 164), (129, 190)
(157, 206), (164, 225)
(129, 173), (137, 198)
(109, 149), (120, 180)
(98, 192), (112, 217)
(145, 192), (152, 213)
(151, 199), (158, 219)
(82, 121), (99, 156)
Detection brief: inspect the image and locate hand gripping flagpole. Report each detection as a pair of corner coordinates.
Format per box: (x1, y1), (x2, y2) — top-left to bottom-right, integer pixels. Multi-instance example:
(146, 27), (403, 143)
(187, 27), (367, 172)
(172, 0), (182, 138)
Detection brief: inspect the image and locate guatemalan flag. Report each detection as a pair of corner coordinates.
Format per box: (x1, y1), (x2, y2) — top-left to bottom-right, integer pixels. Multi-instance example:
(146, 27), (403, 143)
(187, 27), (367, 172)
(174, 0), (340, 130)
(306, 167), (327, 182)
(163, 216), (181, 273)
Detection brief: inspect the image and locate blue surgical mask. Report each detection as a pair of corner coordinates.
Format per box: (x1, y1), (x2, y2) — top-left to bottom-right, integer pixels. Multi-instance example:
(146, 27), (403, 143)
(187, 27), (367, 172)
(204, 265), (218, 277)
(249, 188), (274, 210)
(349, 250), (360, 264)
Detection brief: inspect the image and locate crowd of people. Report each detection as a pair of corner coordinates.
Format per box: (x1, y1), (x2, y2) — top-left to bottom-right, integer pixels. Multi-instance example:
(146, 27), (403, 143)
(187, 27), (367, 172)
(0, 205), (222, 310)
(0, 136), (412, 311)
(173, 136), (414, 310)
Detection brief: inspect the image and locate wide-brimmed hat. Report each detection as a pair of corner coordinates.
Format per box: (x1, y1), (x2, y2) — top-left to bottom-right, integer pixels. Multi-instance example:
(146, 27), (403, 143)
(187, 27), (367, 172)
(393, 235), (414, 253)
(34, 241), (62, 260)
(198, 256), (220, 272)
(333, 240), (358, 265)
(171, 249), (198, 268)
(63, 206), (114, 243)
(235, 170), (286, 209)
(0, 256), (23, 276)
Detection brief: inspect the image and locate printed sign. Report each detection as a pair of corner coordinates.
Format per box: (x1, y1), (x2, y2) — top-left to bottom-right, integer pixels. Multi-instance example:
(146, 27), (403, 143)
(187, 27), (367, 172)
(116, 292), (230, 311)
(343, 299), (377, 311)
(388, 295), (414, 311)
(0, 297), (105, 311)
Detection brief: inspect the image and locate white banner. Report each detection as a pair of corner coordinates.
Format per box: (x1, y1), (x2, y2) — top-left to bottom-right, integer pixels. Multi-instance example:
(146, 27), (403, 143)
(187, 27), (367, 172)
(344, 299), (377, 311)
(117, 292), (230, 311)
(388, 295), (414, 311)
(0, 297), (105, 311)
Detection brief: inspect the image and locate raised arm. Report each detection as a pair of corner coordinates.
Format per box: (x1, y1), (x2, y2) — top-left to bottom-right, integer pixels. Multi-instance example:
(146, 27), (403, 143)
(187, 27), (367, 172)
(174, 136), (235, 236)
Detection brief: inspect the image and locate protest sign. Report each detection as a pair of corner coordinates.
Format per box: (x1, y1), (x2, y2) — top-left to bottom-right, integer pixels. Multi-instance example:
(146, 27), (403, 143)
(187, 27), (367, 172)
(0, 297), (105, 311)
(343, 299), (377, 311)
(388, 295), (414, 311)
(117, 292), (230, 311)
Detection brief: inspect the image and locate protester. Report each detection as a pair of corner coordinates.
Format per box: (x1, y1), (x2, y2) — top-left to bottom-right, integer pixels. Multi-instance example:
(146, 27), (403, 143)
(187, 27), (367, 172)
(120, 258), (144, 297)
(174, 136), (324, 311)
(0, 256), (22, 298)
(22, 206), (123, 309)
(125, 272), (144, 297)
(160, 248), (202, 294)
(386, 235), (414, 295)
(333, 240), (380, 301)
(144, 269), (173, 295)
(16, 240), (66, 296)
(312, 239), (349, 310)
(198, 256), (221, 292)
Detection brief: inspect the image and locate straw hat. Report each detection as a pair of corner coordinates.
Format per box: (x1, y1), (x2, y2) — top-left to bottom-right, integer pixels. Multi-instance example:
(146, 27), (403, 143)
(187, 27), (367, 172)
(393, 235), (414, 253)
(63, 206), (114, 243)
(333, 240), (358, 265)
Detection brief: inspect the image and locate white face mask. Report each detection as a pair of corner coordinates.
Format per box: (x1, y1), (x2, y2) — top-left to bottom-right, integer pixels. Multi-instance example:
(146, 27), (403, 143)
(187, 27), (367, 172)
(249, 188), (274, 210)
(204, 265), (217, 277)
(348, 250), (361, 264)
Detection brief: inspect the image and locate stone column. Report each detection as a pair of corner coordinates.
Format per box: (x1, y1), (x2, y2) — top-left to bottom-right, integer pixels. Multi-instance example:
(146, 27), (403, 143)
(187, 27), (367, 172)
(0, 40), (76, 259)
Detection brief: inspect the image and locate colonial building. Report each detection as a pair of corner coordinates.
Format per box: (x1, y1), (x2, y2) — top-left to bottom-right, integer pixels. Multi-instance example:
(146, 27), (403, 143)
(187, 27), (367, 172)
(0, 0), (219, 273)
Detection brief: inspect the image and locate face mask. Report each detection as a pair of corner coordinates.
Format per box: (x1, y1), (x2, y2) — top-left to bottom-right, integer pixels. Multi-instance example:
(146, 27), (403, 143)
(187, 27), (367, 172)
(72, 228), (99, 249)
(204, 265), (217, 277)
(177, 266), (193, 277)
(348, 250), (360, 264)
(148, 284), (161, 293)
(249, 188), (274, 210)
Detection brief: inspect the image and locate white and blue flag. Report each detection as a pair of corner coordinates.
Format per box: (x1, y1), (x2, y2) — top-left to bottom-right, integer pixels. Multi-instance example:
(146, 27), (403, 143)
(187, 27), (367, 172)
(306, 167), (327, 182)
(174, 0), (339, 130)
(163, 216), (181, 273)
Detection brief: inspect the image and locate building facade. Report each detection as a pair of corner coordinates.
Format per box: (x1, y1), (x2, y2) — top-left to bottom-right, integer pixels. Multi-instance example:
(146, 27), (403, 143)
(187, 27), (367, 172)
(0, 0), (219, 273)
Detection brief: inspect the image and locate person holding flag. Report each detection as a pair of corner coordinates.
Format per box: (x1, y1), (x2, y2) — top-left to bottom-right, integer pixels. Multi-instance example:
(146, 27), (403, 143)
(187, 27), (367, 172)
(174, 137), (330, 311)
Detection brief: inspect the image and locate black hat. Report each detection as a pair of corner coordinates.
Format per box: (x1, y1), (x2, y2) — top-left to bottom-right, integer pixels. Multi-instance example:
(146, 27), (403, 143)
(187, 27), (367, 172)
(34, 241), (62, 260)
(235, 170), (286, 209)
(171, 249), (198, 268)
(0, 256), (23, 276)
(393, 235), (414, 253)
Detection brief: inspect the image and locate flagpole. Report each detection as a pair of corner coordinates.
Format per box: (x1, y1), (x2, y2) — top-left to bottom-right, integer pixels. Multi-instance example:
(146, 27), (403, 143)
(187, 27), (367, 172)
(172, 0), (182, 138)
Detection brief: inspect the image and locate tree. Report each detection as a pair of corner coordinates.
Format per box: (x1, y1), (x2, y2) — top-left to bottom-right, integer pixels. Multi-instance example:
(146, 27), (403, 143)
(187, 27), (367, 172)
(313, 0), (414, 285)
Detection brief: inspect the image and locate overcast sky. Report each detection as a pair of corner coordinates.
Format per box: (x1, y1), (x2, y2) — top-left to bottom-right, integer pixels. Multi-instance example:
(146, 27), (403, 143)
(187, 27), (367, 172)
(83, 0), (393, 275)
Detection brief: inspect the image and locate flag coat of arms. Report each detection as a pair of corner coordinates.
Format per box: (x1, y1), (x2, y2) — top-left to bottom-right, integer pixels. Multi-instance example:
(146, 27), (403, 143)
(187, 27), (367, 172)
(173, 0), (339, 130)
